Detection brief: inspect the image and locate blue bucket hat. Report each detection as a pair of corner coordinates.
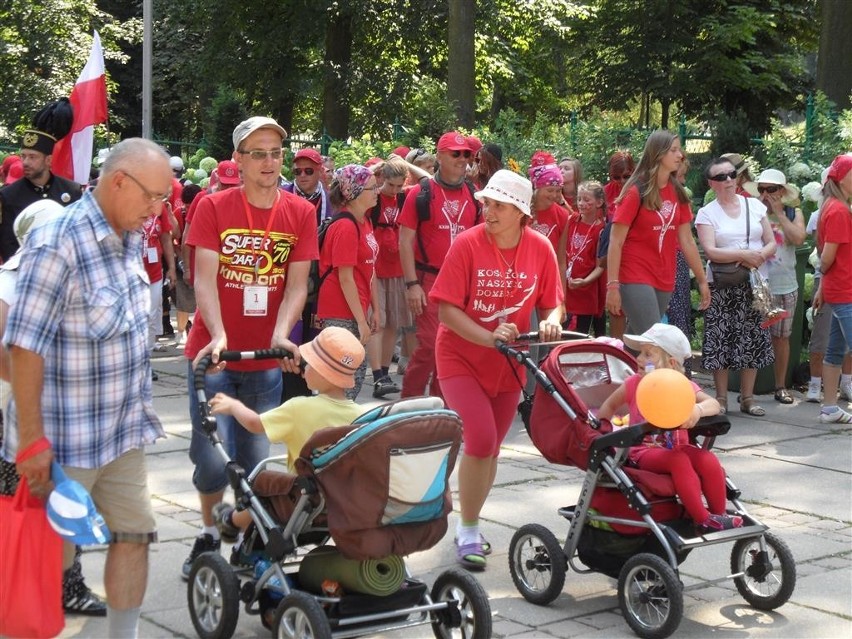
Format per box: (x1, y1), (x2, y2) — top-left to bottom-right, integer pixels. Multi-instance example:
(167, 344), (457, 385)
(47, 462), (111, 545)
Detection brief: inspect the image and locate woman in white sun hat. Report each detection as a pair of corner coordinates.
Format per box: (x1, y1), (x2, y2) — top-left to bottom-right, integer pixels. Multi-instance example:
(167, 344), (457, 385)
(428, 169), (563, 570)
(744, 169), (806, 404)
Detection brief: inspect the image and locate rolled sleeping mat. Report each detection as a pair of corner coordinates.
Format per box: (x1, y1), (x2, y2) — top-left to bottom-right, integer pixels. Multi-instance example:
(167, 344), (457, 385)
(297, 545), (405, 596)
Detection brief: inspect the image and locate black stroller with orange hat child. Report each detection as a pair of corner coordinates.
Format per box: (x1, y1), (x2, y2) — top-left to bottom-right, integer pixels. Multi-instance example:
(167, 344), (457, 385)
(498, 335), (795, 639)
(186, 349), (492, 639)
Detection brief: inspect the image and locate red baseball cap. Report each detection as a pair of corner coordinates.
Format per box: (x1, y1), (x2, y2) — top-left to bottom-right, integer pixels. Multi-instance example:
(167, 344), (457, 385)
(217, 160), (240, 185)
(826, 153), (852, 183)
(437, 131), (470, 152)
(391, 146), (410, 158)
(294, 148), (323, 165)
(466, 136), (483, 153)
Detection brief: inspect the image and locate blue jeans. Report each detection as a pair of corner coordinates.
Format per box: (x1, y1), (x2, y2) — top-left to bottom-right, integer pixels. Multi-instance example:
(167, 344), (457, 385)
(825, 302), (852, 367)
(188, 363), (281, 493)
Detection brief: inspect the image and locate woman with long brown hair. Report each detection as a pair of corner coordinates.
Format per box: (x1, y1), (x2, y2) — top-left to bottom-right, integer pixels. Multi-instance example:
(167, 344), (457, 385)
(605, 130), (710, 335)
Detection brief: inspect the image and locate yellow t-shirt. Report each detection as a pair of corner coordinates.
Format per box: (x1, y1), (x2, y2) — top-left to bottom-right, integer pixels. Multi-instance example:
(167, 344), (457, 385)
(260, 394), (363, 471)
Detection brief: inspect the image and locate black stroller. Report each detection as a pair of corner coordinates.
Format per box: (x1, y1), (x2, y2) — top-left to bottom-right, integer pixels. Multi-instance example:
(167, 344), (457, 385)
(499, 336), (796, 639)
(186, 349), (492, 639)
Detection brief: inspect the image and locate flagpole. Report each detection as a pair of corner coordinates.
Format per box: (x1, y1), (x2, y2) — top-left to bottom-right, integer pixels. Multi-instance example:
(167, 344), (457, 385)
(142, 0), (152, 139)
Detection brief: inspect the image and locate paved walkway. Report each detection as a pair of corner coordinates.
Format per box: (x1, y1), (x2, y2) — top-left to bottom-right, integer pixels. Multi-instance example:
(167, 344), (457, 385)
(59, 339), (851, 638)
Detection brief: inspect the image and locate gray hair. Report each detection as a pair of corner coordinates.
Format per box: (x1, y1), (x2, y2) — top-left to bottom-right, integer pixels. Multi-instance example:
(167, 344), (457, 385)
(101, 138), (169, 175)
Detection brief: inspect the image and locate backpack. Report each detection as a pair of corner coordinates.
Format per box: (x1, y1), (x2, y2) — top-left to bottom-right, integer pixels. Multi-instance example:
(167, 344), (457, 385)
(413, 177), (482, 273)
(370, 192), (407, 229)
(306, 212), (359, 304)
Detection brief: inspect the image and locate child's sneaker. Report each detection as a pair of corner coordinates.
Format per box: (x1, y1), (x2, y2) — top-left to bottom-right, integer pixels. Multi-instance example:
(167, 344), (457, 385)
(819, 407), (852, 424)
(806, 379), (821, 403)
(700, 513), (743, 532)
(212, 502), (240, 543)
(373, 376), (400, 398)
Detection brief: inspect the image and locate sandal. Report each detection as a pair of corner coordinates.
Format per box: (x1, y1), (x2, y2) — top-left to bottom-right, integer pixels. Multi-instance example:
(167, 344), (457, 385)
(774, 388), (794, 404)
(715, 397), (728, 415)
(453, 534), (492, 556)
(455, 540), (486, 571)
(740, 396), (766, 416)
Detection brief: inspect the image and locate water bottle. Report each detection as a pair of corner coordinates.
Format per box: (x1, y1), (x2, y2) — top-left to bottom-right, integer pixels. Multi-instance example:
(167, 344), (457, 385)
(254, 558), (290, 599)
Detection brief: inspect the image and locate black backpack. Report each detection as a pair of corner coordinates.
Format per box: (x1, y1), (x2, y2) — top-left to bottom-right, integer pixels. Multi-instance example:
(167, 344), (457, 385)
(306, 212), (359, 304)
(412, 177), (482, 273)
(369, 192), (407, 229)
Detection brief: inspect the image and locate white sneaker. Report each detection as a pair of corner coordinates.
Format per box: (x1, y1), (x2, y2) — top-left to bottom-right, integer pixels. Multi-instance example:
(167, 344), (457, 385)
(806, 380), (822, 403)
(819, 408), (852, 424)
(839, 381), (852, 402)
(176, 331), (186, 347)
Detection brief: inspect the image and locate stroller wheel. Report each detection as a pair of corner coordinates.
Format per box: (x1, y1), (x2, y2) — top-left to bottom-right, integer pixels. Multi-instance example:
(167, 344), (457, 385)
(508, 523), (566, 606)
(430, 568), (492, 639)
(272, 591), (331, 639)
(731, 531), (796, 610)
(187, 552), (240, 639)
(618, 553), (683, 639)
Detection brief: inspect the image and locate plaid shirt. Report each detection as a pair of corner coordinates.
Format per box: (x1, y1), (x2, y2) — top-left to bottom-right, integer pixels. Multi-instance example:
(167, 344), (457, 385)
(2, 190), (164, 468)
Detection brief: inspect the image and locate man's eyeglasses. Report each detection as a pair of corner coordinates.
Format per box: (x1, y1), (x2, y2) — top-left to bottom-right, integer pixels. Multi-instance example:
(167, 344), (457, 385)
(239, 149), (283, 161)
(708, 170), (738, 182)
(450, 150), (472, 159)
(757, 185), (782, 195)
(123, 171), (170, 205)
(292, 167), (315, 176)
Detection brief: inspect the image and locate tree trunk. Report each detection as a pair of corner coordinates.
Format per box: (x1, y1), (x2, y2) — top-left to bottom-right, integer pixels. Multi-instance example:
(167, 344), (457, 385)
(322, 4), (354, 140)
(448, 0), (476, 127)
(816, 0), (852, 110)
(661, 98), (670, 130)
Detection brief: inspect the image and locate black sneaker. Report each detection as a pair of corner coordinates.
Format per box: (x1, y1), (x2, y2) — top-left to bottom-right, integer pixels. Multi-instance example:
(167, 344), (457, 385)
(182, 533), (221, 580)
(63, 586), (107, 617)
(373, 376), (400, 398)
(212, 502), (240, 543)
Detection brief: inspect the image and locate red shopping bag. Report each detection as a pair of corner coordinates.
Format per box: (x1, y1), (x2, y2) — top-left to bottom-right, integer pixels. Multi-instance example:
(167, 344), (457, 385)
(0, 479), (65, 638)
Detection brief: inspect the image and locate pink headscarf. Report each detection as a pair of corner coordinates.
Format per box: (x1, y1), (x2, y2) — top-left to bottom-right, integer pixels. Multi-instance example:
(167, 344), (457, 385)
(334, 164), (373, 201)
(529, 163), (564, 189)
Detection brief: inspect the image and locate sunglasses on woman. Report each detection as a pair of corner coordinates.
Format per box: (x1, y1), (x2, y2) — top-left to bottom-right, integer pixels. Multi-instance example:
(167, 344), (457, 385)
(708, 170), (738, 182)
(757, 185), (782, 195)
(293, 168), (315, 176)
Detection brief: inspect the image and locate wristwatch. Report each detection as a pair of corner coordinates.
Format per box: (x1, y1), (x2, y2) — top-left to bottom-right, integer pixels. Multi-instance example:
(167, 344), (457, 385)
(405, 280), (420, 289)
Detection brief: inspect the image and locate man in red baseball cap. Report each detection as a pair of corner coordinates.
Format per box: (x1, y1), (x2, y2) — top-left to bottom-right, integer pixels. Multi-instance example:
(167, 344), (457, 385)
(398, 130), (481, 398)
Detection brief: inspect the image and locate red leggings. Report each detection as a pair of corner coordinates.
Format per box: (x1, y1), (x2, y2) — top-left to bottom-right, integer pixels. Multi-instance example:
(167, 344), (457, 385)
(631, 445), (727, 523)
(440, 376), (519, 458)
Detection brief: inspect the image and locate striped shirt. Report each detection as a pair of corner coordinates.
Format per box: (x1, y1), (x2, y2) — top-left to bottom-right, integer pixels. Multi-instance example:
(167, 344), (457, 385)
(2, 190), (164, 468)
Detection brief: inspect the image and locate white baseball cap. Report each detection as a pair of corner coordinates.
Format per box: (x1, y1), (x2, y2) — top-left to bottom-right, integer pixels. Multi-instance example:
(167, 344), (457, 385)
(623, 323), (692, 364)
(232, 116), (287, 151)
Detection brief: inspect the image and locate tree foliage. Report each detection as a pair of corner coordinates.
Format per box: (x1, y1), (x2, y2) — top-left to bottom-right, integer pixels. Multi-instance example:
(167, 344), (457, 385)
(0, 0), (827, 157)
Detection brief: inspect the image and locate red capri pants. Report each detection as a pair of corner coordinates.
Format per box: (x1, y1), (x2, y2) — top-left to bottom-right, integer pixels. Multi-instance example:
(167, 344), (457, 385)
(440, 375), (520, 458)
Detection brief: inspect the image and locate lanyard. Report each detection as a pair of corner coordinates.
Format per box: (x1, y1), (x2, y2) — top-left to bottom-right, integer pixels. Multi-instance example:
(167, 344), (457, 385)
(489, 228), (524, 321)
(567, 216), (599, 274)
(240, 188), (280, 280)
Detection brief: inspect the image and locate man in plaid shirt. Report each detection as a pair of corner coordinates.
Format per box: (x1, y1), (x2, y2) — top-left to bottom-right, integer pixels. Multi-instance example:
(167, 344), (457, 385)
(3, 138), (170, 639)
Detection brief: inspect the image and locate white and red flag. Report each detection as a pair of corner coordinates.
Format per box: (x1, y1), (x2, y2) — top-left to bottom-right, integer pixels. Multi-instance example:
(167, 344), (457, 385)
(53, 31), (108, 184)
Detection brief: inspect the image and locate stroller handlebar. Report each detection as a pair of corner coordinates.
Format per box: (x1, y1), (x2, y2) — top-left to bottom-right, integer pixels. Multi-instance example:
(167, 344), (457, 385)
(496, 330), (589, 354)
(193, 349), (298, 392)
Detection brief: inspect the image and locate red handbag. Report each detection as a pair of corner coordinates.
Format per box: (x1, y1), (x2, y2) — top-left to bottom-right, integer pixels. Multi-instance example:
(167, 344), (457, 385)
(0, 447), (65, 638)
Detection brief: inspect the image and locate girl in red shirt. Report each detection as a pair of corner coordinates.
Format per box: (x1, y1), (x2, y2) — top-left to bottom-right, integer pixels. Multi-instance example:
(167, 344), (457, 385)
(602, 151), (635, 217)
(605, 130), (710, 335)
(566, 181), (606, 335)
(316, 164), (380, 398)
(558, 156), (583, 210)
(429, 170), (563, 570)
(529, 162), (569, 294)
(814, 153), (852, 424)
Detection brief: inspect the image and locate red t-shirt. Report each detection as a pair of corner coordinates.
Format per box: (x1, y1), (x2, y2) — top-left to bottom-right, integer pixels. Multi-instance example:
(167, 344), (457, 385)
(603, 181), (622, 218)
(565, 213), (605, 315)
(141, 209), (172, 283)
(373, 193), (404, 278)
(185, 188), (318, 371)
(612, 183), (692, 291)
(530, 202), (569, 256)
(429, 225), (563, 396)
(818, 199), (852, 304)
(398, 180), (480, 271)
(316, 214), (378, 319)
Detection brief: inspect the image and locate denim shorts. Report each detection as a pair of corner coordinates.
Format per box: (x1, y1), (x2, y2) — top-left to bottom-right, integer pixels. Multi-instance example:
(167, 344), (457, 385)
(188, 363), (281, 493)
(825, 302), (852, 367)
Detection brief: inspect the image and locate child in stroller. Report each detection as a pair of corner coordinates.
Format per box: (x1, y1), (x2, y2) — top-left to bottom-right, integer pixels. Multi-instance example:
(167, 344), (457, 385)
(187, 340), (492, 639)
(501, 333), (795, 639)
(207, 326), (366, 551)
(597, 323), (743, 532)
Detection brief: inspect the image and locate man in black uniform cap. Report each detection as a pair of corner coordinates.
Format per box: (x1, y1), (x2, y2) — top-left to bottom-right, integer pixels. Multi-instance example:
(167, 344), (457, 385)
(0, 98), (83, 261)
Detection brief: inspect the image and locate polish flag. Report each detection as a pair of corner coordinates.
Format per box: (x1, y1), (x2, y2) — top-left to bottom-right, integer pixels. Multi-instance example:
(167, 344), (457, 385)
(52, 31), (108, 184)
